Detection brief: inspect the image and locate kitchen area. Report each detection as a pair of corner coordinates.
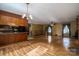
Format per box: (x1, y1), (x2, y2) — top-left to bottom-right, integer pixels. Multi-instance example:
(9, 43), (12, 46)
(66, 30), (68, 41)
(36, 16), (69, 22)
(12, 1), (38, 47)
(0, 10), (28, 46)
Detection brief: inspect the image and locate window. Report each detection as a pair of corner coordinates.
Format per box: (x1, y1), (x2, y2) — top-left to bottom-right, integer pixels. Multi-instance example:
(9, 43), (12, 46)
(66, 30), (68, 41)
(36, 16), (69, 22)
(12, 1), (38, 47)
(63, 25), (69, 34)
(48, 26), (52, 33)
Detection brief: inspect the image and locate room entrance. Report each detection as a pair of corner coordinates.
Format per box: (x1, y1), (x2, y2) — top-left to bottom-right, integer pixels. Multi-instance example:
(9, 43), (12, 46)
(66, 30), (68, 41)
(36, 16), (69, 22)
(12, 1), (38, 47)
(46, 24), (52, 36)
(62, 24), (71, 37)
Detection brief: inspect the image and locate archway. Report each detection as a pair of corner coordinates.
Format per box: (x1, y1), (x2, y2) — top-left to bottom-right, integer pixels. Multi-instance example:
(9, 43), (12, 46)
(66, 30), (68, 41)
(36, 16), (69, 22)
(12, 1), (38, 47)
(63, 24), (70, 37)
(47, 25), (52, 35)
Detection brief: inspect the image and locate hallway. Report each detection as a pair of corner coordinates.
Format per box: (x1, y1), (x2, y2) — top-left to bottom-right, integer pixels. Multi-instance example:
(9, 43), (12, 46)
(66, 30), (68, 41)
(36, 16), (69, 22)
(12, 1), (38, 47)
(0, 36), (78, 56)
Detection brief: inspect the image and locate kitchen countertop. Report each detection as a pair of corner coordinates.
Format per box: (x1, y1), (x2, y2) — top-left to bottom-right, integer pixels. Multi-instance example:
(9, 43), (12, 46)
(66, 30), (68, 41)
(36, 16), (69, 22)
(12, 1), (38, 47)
(0, 32), (27, 35)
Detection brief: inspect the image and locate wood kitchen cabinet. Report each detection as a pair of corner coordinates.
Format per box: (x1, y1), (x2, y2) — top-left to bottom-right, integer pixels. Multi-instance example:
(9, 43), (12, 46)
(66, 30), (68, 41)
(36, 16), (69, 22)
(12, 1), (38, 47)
(0, 10), (28, 46)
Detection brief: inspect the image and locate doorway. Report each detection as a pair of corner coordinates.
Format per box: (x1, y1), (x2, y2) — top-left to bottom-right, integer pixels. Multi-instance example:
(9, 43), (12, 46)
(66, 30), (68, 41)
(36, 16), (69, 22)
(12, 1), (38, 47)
(62, 24), (71, 37)
(47, 25), (52, 36)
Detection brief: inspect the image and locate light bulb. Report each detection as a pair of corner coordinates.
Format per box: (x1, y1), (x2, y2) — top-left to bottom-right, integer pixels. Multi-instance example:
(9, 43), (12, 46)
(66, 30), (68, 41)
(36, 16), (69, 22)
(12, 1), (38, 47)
(29, 14), (33, 19)
(22, 14), (26, 18)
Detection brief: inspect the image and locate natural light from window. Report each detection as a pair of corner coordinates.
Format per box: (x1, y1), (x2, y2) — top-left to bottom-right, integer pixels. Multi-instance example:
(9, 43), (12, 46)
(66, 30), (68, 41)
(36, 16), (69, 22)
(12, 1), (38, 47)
(63, 25), (69, 34)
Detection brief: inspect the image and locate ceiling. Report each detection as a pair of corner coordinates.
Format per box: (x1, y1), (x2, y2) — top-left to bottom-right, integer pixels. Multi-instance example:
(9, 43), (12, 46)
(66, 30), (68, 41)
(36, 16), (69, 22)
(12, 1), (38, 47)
(0, 3), (79, 24)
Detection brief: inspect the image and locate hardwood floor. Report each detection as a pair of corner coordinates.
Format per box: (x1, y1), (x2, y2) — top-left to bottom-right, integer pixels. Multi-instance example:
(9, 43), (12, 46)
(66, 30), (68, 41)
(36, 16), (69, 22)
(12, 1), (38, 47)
(0, 35), (79, 56)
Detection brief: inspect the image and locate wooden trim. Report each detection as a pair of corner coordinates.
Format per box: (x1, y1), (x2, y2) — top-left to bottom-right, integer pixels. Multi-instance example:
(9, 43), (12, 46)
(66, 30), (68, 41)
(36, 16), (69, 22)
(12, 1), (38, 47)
(0, 10), (27, 20)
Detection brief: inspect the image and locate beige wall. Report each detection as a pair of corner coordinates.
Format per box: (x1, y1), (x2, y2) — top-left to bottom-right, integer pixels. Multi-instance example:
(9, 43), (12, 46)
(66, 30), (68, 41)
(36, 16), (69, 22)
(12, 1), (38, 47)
(30, 24), (47, 36)
(30, 23), (63, 36)
(42, 24), (48, 35)
(52, 23), (63, 36)
(29, 20), (77, 37)
(70, 20), (77, 37)
(29, 23), (63, 36)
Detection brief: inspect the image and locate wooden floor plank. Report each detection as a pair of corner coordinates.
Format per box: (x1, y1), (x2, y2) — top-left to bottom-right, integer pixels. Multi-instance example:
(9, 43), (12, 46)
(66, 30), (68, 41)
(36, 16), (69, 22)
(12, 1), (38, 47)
(0, 36), (78, 56)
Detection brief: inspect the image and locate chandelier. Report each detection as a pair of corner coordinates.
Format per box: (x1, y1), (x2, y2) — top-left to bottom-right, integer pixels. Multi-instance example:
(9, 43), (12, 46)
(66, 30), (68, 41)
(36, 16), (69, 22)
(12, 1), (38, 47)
(22, 3), (32, 20)
(50, 22), (54, 26)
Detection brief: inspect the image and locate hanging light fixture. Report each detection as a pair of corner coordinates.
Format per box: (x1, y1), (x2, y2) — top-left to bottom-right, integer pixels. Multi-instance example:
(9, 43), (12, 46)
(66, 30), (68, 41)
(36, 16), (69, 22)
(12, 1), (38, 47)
(22, 3), (33, 20)
(50, 22), (54, 26)
(26, 3), (29, 20)
(29, 14), (33, 19)
(22, 14), (26, 18)
(22, 3), (33, 28)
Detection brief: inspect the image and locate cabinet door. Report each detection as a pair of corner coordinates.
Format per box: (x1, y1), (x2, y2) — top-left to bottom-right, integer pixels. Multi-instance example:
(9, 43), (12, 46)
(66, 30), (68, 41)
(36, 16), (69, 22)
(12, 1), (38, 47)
(17, 19), (27, 26)
(15, 33), (27, 42)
